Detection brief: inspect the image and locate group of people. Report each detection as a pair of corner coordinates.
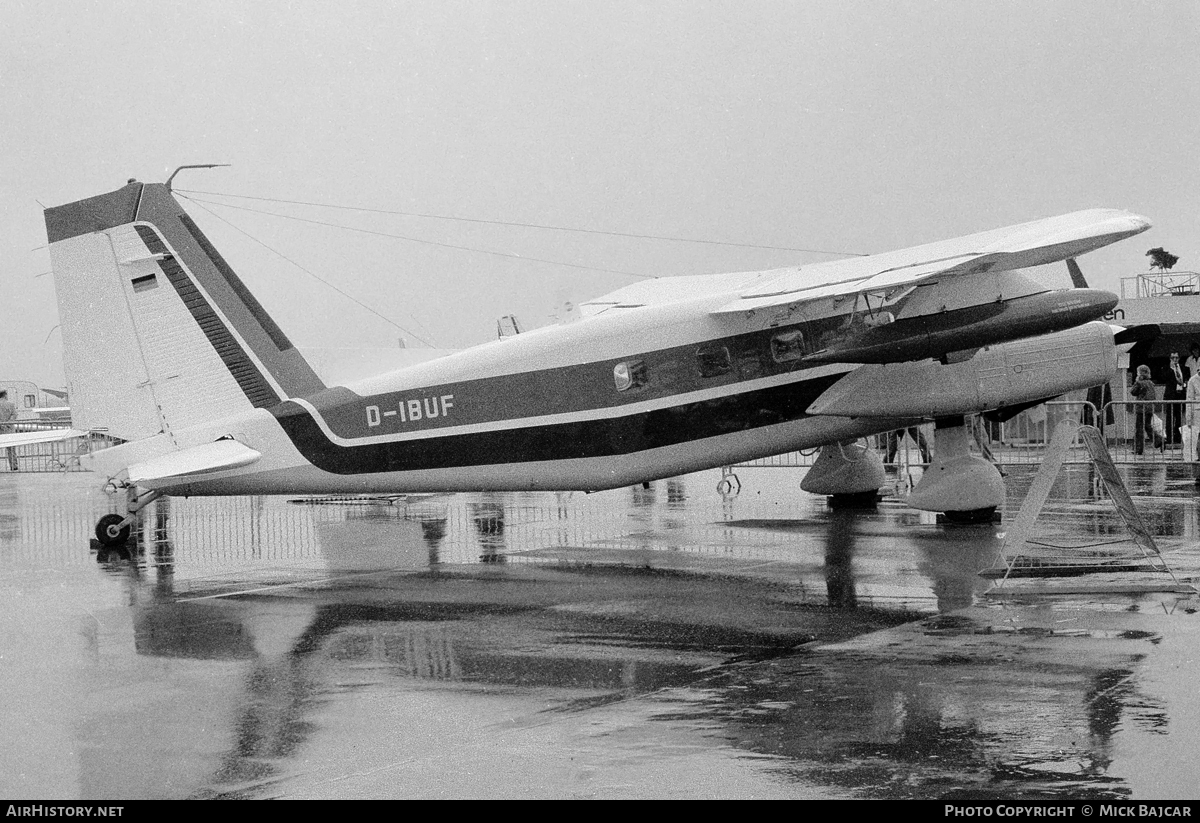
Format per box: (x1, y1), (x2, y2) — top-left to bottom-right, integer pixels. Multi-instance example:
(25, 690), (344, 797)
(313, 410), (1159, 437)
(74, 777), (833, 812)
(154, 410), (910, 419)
(1130, 344), (1200, 460)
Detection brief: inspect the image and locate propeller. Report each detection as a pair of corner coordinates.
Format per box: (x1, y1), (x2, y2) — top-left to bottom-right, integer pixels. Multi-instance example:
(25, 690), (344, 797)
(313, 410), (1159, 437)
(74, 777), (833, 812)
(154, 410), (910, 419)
(1113, 323), (1159, 347)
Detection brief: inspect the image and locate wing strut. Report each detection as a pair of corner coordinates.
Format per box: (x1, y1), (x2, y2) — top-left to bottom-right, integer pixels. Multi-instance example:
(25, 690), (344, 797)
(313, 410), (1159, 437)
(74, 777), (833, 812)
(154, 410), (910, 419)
(1066, 258), (1088, 289)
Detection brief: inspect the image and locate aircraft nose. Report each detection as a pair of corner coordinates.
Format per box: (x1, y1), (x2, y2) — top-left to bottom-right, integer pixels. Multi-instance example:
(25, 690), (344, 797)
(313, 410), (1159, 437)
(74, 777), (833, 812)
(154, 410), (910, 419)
(1087, 288), (1120, 314)
(1060, 288), (1119, 323)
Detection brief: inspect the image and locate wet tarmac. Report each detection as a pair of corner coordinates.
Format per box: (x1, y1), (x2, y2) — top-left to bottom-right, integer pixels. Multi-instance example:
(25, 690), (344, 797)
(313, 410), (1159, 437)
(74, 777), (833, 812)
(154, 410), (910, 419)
(0, 464), (1198, 799)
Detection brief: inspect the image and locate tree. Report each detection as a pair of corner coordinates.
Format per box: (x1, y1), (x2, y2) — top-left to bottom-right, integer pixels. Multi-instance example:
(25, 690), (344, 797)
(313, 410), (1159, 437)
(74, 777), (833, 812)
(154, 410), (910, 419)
(1146, 247), (1180, 271)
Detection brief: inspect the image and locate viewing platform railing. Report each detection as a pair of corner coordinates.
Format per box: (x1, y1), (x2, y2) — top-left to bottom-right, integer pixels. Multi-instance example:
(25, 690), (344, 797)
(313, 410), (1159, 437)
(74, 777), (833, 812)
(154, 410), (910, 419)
(1120, 271), (1200, 299)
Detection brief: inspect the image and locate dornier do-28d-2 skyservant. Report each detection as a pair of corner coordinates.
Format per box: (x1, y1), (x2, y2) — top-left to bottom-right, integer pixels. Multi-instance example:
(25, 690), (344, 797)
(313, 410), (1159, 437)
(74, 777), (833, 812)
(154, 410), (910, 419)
(34, 170), (1149, 545)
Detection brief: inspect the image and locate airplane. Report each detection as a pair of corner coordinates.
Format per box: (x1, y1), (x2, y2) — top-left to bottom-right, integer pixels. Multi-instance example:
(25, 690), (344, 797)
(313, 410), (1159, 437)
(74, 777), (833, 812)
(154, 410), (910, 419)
(39, 171), (1150, 546)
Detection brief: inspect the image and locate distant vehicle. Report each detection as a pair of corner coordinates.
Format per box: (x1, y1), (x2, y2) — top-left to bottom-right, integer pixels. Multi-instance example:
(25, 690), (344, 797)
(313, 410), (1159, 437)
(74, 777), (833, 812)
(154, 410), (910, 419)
(0, 380), (78, 436)
(34, 173), (1149, 545)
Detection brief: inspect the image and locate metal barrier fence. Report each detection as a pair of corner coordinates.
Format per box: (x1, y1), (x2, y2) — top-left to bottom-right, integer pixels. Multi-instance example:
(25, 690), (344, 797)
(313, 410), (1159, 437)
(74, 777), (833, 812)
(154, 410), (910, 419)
(734, 400), (1200, 469)
(994, 400), (1200, 465)
(989, 400), (1095, 467)
(1094, 400), (1198, 464)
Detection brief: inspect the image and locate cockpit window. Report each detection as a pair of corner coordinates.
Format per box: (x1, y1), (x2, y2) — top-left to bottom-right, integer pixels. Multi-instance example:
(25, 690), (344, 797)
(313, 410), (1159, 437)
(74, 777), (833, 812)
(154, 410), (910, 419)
(696, 346), (732, 378)
(613, 360), (648, 392)
(770, 330), (806, 363)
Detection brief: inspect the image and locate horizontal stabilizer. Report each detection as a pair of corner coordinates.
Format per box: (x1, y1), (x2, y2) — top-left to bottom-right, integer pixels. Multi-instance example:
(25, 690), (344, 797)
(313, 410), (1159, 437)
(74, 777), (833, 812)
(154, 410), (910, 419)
(127, 439), (262, 484)
(0, 428), (88, 448)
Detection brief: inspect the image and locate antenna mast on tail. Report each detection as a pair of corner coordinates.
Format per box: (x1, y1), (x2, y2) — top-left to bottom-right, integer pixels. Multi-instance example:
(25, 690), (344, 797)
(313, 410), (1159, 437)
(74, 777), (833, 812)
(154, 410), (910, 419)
(165, 163), (230, 191)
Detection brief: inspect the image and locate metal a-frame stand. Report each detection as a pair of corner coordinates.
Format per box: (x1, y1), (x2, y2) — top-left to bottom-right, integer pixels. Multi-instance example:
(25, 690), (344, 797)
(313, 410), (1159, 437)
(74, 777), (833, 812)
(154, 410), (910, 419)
(984, 420), (1197, 595)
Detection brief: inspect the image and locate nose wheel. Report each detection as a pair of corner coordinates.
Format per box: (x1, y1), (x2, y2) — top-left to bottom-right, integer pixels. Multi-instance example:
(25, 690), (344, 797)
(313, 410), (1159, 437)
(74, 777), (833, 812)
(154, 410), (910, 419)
(95, 513), (131, 546)
(93, 488), (163, 548)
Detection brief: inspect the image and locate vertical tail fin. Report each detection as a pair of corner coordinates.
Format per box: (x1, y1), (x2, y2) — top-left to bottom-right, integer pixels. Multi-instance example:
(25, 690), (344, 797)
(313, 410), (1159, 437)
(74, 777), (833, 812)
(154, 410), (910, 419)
(44, 179), (325, 442)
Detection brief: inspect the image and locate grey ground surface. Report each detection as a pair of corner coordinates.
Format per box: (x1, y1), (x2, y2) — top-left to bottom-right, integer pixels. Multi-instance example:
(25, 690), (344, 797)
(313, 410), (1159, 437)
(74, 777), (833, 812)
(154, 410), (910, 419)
(1, 464), (1197, 799)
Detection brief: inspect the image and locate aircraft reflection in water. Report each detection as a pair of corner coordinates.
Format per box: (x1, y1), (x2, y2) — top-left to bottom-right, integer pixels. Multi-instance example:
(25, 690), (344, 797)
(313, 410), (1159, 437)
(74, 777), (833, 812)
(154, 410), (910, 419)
(823, 511), (859, 609)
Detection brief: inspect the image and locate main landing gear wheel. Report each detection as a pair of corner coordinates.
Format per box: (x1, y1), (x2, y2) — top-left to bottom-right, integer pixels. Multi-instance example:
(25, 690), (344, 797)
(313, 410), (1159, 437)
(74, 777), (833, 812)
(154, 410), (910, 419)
(95, 514), (131, 547)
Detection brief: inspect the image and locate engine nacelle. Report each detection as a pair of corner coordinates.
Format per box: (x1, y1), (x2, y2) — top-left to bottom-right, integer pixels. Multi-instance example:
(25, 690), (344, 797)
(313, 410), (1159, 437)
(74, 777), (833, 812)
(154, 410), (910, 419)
(807, 321), (1116, 418)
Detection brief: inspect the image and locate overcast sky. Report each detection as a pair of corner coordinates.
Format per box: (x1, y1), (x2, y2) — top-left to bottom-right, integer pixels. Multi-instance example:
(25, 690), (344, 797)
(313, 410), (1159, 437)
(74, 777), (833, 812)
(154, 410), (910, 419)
(2, 0), (1197, 390)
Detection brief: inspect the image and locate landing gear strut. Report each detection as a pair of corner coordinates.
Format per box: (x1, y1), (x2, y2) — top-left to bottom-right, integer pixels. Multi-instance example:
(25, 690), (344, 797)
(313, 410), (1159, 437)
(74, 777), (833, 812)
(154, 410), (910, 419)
(94, 488), (163, 547)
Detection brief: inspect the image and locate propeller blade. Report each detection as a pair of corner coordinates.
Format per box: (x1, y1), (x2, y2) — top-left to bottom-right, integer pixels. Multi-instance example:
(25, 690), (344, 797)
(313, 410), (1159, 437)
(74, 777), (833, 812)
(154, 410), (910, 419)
(1113, 324), (1160, 346)
(1066, 257), (1088, 288)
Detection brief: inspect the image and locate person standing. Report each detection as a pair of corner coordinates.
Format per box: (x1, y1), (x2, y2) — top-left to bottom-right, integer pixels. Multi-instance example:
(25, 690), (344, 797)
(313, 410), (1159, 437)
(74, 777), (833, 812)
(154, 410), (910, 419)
(1163, 352), (1188, 446)
(0, 391), (17, 471)
(1187, 368), (1200, 482)
(1186, 343), (1200, 378)
(1129, 365), (1158, 456)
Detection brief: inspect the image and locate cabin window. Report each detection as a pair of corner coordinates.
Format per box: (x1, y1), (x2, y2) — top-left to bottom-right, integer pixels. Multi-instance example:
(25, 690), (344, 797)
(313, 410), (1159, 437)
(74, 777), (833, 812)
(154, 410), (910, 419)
(770, 330), (806, 363)
(696, 346), (732, 378)
(23, 395), (35, 408)
(131, 273), (158, 293)
(613, 360), (648, 392)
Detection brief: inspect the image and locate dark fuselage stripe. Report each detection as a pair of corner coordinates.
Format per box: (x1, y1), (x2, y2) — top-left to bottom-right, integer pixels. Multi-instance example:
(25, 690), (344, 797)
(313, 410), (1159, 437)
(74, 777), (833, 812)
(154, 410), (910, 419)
(304, 319), (859, 440)
(270, 372), (842, 474)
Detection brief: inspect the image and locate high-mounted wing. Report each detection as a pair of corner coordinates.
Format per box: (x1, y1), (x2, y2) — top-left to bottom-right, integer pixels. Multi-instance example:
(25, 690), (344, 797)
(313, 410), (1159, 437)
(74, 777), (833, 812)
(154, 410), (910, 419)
(711, 209), (1150, 316)
(579, 270), (767, 318)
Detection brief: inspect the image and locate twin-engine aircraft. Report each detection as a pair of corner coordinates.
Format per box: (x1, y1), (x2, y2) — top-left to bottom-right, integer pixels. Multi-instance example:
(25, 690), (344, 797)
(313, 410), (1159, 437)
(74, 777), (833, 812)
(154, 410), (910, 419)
(40, 175), (1149, 545)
